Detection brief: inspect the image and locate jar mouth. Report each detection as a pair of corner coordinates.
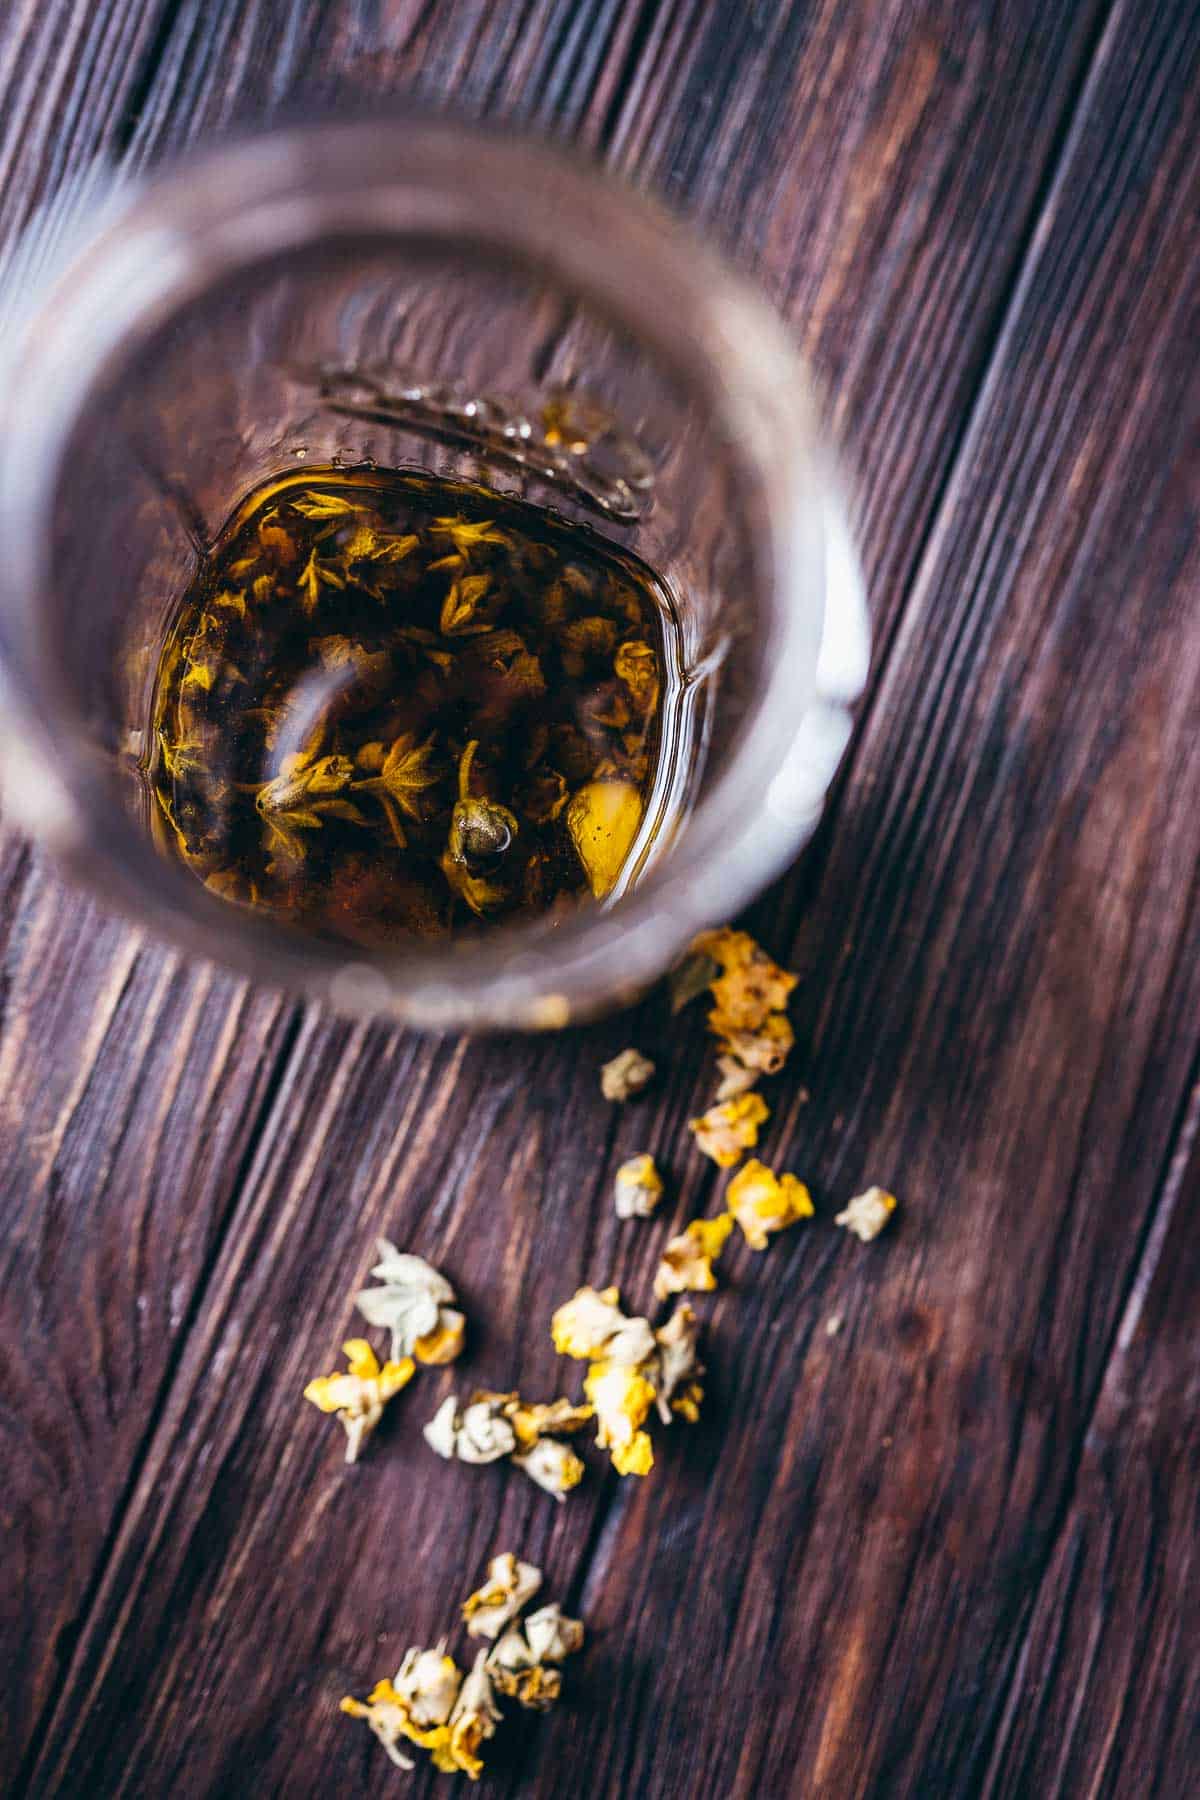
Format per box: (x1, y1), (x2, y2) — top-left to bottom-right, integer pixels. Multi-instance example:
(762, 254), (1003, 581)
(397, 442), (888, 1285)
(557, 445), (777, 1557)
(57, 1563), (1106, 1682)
(0, 116), (831, 1029)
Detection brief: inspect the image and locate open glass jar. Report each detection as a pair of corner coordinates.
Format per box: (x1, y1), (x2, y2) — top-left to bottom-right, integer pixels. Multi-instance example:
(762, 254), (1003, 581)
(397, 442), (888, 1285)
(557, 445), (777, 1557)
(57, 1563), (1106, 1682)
(0, 117), (866, 1030)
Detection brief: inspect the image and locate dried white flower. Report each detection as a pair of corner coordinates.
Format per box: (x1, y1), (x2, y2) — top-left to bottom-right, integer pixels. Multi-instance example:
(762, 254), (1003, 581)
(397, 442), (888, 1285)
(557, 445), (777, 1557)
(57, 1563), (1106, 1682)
(423, 1394), (516, 1464)
(511, 1437), (585, 1502)
(600, 1047), (655, 1101)
(835, 1186), (898, 1242)
(355, 1241), (466, 1364)
(462, 1552), (543, 1640)
(614, 1152), (664, 1219)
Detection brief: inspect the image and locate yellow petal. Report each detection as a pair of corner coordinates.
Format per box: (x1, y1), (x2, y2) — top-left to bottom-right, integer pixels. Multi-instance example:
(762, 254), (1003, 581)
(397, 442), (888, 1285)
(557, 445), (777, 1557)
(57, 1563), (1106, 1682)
(342, 1338), (380, 1380)
(612, 1431), (654, 1476)
(566, 780), (642, 897)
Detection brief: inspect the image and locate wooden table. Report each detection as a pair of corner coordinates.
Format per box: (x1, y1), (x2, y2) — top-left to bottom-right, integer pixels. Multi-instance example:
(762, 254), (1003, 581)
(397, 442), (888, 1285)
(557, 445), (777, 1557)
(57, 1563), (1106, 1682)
(2, 2), (1198, 1795)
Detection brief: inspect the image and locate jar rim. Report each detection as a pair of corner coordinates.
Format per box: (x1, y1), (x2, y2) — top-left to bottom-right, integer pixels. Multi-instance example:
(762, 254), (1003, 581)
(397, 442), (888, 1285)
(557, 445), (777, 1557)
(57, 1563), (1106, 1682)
(0, 114), (835, 1028)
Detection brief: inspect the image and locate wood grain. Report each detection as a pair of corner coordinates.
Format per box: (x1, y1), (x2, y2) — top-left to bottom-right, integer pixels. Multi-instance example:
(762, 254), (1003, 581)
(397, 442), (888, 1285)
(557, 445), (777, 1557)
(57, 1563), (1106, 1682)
(3, 0), (1200, 1796)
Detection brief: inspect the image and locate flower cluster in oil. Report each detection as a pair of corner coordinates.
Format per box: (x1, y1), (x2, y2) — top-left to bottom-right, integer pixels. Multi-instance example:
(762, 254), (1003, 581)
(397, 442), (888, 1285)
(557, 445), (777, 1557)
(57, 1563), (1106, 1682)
(150, 468), (666, 946)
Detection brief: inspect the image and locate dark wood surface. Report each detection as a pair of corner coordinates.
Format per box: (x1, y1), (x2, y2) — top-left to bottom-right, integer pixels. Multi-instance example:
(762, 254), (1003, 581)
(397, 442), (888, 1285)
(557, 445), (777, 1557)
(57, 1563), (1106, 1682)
(1, 2), (1198, 1795)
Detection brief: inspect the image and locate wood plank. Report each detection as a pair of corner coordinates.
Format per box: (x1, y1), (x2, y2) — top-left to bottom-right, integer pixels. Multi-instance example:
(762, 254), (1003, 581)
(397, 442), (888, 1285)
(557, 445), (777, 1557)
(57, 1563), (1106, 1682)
(18, 1), (1181, 1796)
(0, 1), (303, 1779)
(983, 1091), (1200, 1797)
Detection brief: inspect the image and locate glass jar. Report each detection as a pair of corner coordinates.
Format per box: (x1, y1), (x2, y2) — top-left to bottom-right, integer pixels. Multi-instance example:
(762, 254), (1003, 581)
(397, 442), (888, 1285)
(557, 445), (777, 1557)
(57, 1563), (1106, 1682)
(0, 116), (867, 1030)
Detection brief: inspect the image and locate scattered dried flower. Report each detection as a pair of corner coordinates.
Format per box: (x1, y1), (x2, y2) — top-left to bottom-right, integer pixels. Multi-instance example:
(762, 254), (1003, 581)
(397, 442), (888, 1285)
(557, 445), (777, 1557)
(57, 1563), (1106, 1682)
(725, 1158), (814, 1250)
(354, 1242), (466, 1365)
(463, 1552), (543, 1640)
(653, 1214), (734, 1300)
(653, 1303), (705, 1423)
(835, 1186), (898, 1242)
(614, 1152), (664, 1218)
(689, 1092), (770, 1167)
(487, 1603), (584, 1710)
(551, 1285), (656, 1365)
(395, 1644), (463, 1729)
(714, 1054), (761, 1101)
(303, 1338), (414, 1463)
(825, 1314), (844, 1337)
(511, 1437), (586, 1503)
(424, 1394), (516, 1464)
(584, 1359), (656, 1476)
(424, 1389), (592, 1500)
(436, 1651), (502, 1779)
(601, 1047), (655, 1102)
(340, 1678), (422, 1772)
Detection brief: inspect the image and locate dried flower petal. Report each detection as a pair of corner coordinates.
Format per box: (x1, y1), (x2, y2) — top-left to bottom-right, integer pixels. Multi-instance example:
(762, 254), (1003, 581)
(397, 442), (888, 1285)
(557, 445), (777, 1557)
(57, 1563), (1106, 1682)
(303, 1338), (414, 1462)
(463, 1552), (543, 1640)
(835, 1186), (898, 1242)
(508, 1395), (595, 1448)
(340, 1679), (418, 1770)
(688, 1092), (770, 1167)
(354, 1242), (464, 1364)
(614, 638), (659, 712)
(725, 1158), (814, 1250)
(434, 1651), (502, 1779)
(654, 1303), (705, 1424)
(584, 1360), (656, 1477)
(714, 1012), (795, 1075)
(551, 1286), (655, 1364)
(600, 1046), (655, 1102)
(715, 1054), (761, 1101)
(424, 1394), (517, 1464)
(653, 1214), (734, 1300)
(614, 1152), (664, 1219)
(697, 927), (797, 1026)
(524, 1602), (585, 1664)
(395, 1644), (463, 1728)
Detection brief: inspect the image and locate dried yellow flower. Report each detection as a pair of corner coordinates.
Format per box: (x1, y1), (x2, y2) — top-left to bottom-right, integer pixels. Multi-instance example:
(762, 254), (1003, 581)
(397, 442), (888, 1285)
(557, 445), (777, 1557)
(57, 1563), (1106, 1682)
(601, 1047), (655, 1102)
(654, 1303), (705, 1423)
(715, 1012), (795, 1075)
(462, 1553), (543, 1640)
(340, 1678), (421, 1771)
(487, 1603), (584, 1710)
(689, 1091), (770, 1167)
(584, 1360), (656, 1477)
(551, 1286), (656, 1364)
(296, 546), (347, 616)
(725, 1158), (814, 1250)
(354, 1242), (466, 1365)
(614, 1152), (664, 1218)
(835, 1186), (898, 1241)
(303, 1339), (414, 1462)
(255, 745), (366, 862)
(697, 926), (797, 1026)
(511, 1438), (587, 1502)
(614, 638), (659, 712)
(430, 516), (511, 555)
(433, 1651), (502, 1779)
(653, 1214), (734, 1300)
(508, 1395), (595, 1449)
